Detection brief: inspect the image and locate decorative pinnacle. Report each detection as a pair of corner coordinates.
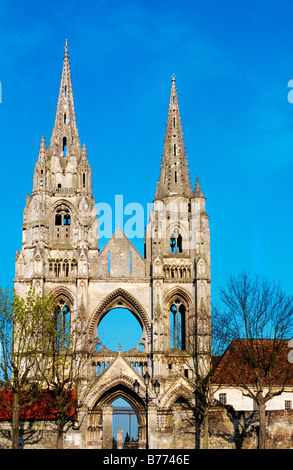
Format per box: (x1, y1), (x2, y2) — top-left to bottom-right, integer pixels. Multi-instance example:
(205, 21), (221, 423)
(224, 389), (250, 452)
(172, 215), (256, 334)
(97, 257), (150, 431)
(50, 40), (80, 150)
(193, 176), (205, 199)
(154, 75), (192, 200)
(64, 39), (69, 58)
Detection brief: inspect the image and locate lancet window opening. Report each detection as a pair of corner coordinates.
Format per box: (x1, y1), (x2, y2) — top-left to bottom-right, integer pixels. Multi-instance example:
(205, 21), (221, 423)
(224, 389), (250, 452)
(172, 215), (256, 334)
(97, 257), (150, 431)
(55, 207), (71, 226)
(169, 298), (186, 350)
(63, 136), (67, 157)
(54, 298), (71, 349)
(54, 204), (72, 243)
(170, 229), (182, 253)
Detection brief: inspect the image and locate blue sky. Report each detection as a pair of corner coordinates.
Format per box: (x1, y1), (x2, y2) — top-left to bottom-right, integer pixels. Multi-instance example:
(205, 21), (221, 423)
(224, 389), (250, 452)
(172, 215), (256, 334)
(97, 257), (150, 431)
(1, 0), (293, 311)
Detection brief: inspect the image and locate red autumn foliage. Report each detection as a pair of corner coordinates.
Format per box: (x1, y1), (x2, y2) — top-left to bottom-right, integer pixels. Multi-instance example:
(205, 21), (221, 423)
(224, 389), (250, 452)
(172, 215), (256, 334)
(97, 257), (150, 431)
(0, 390), (76, 420)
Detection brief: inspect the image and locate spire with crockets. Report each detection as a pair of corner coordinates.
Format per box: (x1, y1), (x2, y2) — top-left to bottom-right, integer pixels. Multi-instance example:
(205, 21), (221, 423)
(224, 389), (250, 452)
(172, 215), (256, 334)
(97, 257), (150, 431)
(50, 39), (81, 157)
(155, 75), (193, 200)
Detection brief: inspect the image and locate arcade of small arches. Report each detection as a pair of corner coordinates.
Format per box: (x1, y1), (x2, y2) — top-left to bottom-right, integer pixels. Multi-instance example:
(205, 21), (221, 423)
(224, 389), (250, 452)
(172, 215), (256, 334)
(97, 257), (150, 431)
(48, 257), (77, 277)
(163, 261), (192, 279)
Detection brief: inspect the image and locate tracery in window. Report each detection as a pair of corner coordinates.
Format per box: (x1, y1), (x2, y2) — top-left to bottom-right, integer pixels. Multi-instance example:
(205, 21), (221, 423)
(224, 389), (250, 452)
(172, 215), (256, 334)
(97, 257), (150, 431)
(55, 299), (70, 349)
(170, 298), (186, 350)
(170, 230), (182, 253)
(53, 205), (72, 244)
(55, 207), (71, 226)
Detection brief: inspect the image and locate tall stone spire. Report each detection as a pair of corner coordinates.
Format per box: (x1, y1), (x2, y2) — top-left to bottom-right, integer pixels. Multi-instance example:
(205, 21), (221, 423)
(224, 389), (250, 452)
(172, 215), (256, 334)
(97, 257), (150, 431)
(50, 40), (81, 156)
(155, 75), (192, 200)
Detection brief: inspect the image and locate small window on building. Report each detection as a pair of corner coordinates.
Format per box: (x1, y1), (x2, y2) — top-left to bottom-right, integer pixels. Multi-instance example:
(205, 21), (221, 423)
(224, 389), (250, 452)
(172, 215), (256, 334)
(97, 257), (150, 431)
(63, 214), (71, 225)
(170, 232), (182, 253)
(219, 393), (227, 405)
(285, 400), (292, 409)
(63, 137), (67, 158)
(83, 173), (86, 188)
(64, 113), (67, 124)
(55, 214), (62, 225)
(170, 237), (176, 253)
(177, 234), (182, 252)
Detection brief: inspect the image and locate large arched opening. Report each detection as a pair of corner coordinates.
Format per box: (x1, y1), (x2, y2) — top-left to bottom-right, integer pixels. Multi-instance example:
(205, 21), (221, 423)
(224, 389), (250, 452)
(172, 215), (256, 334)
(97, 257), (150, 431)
(97, 307), (143, 352)
(88, 382), (146, 449)
(89, 288), (151, 354)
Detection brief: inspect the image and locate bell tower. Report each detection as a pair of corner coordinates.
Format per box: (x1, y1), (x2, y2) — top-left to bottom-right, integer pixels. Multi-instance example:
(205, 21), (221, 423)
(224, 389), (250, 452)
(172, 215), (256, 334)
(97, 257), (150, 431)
(13, 45), (212, 448)
(146, 75), (211, 378)
(15, 41), (99, 307)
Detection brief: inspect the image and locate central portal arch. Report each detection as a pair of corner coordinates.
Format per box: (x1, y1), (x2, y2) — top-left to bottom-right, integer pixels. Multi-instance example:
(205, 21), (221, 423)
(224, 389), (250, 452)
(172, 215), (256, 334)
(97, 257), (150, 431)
(87, 382), (147, 449)
(112, 398), (139, 449)
(88, 288), (151, 352)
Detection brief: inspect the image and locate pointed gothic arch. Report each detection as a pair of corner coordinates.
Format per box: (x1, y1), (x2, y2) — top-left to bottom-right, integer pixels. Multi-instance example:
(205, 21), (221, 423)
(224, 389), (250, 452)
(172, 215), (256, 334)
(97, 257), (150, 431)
(164, 287), (194, 351)
(88, 375), (145, 411)
(50, 286), (76, 307)
(163, 286), (193, 306)
(160, 381), (195, 409)
(88, 288), (151, 343)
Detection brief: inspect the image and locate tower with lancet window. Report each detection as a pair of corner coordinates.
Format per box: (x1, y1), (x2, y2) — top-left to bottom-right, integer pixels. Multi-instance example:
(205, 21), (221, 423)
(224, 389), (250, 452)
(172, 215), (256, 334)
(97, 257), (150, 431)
(146, 74), (211, 378)
(14, 44), (212, 449)
(15, 40), (99, 321)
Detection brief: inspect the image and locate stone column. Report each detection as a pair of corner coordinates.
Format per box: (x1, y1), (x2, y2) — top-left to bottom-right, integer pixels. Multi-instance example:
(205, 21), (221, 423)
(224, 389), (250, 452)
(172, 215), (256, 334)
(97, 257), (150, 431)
(102, 404), (113, 449)
(172, 404), (182, 449)
(117, 429), (123, 449)
(148, 403), (158, 449)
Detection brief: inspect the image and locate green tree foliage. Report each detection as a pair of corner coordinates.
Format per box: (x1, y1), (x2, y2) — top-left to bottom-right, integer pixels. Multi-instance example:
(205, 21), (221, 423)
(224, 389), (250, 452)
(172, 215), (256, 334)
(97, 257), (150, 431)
(0, 287), (56, 448)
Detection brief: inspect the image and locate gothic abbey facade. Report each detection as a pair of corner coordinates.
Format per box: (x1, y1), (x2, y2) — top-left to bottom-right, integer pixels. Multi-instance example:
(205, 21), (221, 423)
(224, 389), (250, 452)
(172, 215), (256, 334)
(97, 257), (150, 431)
(14, 42), (212, 449)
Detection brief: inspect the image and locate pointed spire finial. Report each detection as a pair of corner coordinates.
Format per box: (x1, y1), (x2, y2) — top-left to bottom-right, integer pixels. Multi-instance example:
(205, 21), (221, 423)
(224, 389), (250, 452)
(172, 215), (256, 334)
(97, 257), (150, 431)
(39, 135), (46, 156)
(154, 76), (192, 200)
(193, 176), (205, 199)
(50, 41), (80, 153)
(64, 39), (69, 60)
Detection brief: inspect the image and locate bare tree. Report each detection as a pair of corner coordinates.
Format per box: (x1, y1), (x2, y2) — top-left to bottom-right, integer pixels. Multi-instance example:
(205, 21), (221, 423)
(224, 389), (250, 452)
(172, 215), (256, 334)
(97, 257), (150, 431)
(212, 272), (293, 449)
(0, 287), (56, 448)
(179, 303), (226, 449)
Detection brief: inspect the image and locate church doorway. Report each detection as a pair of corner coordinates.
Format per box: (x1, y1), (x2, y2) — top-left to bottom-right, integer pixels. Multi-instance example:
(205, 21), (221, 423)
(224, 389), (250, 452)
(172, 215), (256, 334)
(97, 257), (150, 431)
(112, 398), (139, 449)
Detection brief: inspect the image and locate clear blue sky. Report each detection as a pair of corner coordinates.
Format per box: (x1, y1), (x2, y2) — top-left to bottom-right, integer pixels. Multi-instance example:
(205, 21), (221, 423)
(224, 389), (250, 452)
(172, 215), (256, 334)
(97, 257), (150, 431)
(1, 0), (293, 310)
